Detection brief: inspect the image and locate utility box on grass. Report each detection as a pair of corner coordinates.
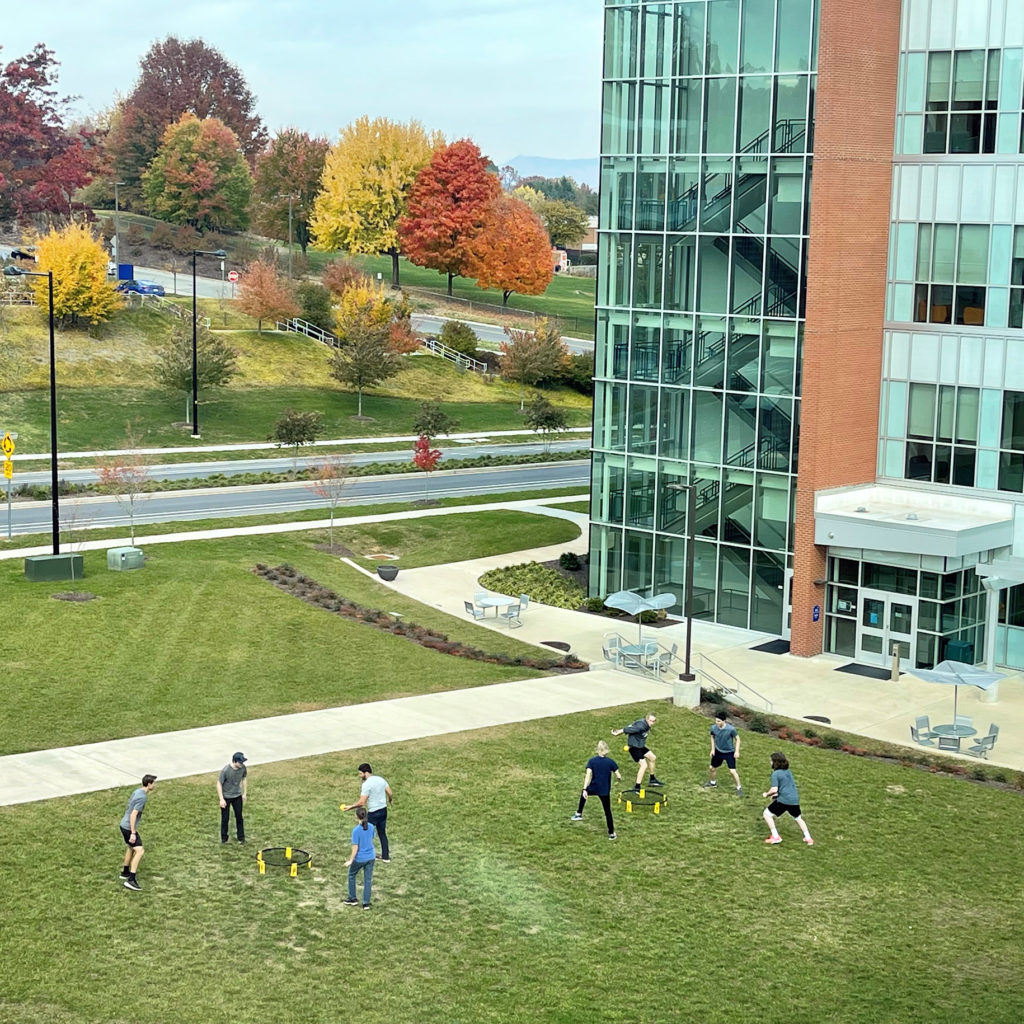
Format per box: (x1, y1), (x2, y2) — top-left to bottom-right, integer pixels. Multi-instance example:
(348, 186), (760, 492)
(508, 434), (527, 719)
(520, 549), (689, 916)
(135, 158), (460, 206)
(107, 546), (144, 571)
(24, 553), (83, 581)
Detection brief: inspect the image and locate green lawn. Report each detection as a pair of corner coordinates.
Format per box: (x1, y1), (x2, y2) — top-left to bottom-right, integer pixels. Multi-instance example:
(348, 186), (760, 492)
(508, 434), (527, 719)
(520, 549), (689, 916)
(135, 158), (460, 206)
(338, 509), (581, 569)
(0, 531), (557, 755)
(1, 706), (1021, 1024)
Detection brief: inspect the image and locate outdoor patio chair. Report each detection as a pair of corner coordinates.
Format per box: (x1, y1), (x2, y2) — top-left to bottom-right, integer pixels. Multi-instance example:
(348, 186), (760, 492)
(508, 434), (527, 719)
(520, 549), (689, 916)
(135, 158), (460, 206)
(650, 642), (678, 677)
(980, 723), (999, 741)
(602, 635), (622, 666)
(464, 601), (486, 621)
(914, 715), (937, 740)
(966, 734), (996, 759)
(910, 725), (934, 746)
(499, 603), (522, 628)
(475, 591), (489, 604)
(954, 714), (974, 732)
(518, 593), (530, 613)
(937, 735), (961, 752)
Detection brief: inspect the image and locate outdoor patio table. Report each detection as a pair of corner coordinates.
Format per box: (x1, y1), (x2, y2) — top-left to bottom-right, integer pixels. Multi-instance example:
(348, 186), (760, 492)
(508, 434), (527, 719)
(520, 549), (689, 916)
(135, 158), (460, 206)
(931, 723), (978, 738)
(478, 595), (517, 616)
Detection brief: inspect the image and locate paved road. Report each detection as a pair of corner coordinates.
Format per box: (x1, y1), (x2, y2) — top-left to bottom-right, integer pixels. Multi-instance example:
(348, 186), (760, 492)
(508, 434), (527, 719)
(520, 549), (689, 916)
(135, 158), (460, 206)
(4, 462), (589, 536)
(14, 439), (590, 485)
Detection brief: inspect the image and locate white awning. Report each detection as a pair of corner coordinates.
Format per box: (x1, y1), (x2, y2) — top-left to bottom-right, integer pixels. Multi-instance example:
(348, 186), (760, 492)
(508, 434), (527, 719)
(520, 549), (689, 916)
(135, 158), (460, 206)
(814, 485), (1014, 557)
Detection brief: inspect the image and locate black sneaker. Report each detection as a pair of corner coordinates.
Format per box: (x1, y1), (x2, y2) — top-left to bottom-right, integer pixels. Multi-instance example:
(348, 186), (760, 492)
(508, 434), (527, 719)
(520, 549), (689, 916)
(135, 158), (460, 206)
(378, 857), (390, 863)
(238, 838), (246, 844)
(123, 878), (141, 891)
(701, 781), (718, 789)
(221, 839), (229, 844)
(608, 832), (617, 841)
(343, 898), (358, 906)
(119, 868), (130, 878)
(648, 777), (665, 786)
(362, 903), (371, 910)
(628, 785), (641, 794)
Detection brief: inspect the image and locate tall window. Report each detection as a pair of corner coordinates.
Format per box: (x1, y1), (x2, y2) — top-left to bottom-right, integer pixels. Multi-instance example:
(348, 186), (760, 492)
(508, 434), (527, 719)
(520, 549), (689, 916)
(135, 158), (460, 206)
(905, 384), (979, 486)
(914, 224), (989, 326)
(924, 49), (999, 154)
(1011, 227), (1024, 329)
(999, 392), (1024, 492)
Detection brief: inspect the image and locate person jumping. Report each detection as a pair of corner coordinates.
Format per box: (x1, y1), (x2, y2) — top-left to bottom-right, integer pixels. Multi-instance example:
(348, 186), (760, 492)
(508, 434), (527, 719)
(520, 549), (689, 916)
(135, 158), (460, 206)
(611, 713), (663, 792)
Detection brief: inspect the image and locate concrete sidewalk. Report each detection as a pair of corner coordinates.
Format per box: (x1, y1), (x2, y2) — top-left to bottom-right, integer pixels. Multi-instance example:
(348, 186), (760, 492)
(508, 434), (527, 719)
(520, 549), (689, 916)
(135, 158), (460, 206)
(0, 670), (669, 807)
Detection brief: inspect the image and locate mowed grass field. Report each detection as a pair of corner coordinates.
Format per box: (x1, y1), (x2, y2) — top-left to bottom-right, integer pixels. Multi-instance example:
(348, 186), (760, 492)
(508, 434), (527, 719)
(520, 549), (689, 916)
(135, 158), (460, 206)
(1, 706), (1022, 1024)
(0, 306), (590, 452)
(0, 516), (579, 754)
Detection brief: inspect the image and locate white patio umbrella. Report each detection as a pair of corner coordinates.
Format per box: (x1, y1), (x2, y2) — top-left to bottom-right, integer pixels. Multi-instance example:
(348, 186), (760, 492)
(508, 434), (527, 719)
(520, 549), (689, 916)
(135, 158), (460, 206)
(906, 660), (1004, 721)
(604, 590), (677, 642)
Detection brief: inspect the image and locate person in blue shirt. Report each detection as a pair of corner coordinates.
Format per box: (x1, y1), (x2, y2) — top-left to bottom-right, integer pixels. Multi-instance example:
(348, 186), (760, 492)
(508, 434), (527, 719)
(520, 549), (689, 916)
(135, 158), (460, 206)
(703, 711), (744, 797)
(344, 806), (378, 908)
(570, 740), (623, 839)
(762, 752), (814, 846)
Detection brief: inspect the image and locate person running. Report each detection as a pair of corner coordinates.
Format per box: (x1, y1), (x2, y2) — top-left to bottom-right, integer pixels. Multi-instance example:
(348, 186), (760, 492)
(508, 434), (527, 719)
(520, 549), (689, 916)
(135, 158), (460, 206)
(570, 739), (623, 839)
(119, 774), (157, 891)
(703, 711), (744, 796)
(217, 752), (248, 844)
(344, 806), (377, 909)
(342, 762), (393, 862)
(611, 713), (663, 791)
(762, 751), (814, 846)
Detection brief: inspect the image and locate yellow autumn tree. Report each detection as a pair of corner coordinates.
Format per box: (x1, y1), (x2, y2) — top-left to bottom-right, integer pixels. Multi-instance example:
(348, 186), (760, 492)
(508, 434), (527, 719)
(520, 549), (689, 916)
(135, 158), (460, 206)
(310, 116), (443, 289)
(31, 223), (124, 329)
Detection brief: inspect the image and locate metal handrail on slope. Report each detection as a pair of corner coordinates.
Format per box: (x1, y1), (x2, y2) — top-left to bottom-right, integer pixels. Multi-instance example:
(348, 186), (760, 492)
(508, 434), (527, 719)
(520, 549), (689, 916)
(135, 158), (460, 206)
(697, 653), (774, 713)
(276, 317), (338, 346)
(420, 336), (488, 373)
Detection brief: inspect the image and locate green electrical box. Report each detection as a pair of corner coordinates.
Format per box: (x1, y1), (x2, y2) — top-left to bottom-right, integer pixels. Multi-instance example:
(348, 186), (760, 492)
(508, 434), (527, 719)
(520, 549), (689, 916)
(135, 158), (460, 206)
(24, 553), (83, 581)
(945, 639), (974, 663)
(107, 547), (144, 571)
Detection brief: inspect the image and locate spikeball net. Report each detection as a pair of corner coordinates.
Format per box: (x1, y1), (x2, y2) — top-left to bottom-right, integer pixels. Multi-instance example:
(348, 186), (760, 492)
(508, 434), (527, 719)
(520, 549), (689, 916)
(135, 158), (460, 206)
(256, 846), (313, 876)
(618, 786), (668, 814)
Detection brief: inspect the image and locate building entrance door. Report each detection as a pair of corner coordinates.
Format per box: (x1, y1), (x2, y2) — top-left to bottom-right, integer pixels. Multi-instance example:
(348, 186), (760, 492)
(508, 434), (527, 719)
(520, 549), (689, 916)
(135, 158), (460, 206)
(856, 589), (916, 668)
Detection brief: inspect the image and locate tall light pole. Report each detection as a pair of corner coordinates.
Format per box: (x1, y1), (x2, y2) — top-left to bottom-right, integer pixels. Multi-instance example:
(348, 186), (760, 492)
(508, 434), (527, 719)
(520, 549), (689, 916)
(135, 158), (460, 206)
(277, 193), (296, 279)
(665, 482), (697, 681)
(25, 270), (59, 554)
(190, 248), (227, 438)
(113, 181), (126, 269)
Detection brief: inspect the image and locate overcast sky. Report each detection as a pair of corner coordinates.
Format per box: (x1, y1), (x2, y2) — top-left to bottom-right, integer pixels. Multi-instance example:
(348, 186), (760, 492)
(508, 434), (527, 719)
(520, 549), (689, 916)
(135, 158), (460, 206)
(7, 0), (602, 167)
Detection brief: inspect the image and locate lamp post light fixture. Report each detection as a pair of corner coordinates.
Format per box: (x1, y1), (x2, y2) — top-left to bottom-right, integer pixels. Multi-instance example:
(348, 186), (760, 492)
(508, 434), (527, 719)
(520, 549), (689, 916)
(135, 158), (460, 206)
(113, 181), (126, 268)
(24, 270), (60, 554)
(190, 248), (227, 438)
(665, 481), (697, 681)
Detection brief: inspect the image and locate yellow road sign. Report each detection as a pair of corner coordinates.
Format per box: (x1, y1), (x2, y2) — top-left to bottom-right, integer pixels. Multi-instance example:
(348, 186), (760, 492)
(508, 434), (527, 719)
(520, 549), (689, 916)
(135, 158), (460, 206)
(2, 460), (12, 479)
(0, 433), (14, 457)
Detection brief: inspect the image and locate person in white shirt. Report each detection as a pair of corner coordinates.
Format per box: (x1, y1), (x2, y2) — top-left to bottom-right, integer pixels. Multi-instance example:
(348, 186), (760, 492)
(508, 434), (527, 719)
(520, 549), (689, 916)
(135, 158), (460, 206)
(342, 762), (394, 862)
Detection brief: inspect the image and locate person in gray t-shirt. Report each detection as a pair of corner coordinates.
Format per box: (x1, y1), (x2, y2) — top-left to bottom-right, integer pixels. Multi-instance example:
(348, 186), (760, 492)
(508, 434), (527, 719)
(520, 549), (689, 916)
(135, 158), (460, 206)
(119, 774), (157, 890)
(342, 762), (393, 861)
(217, 752), (249, 844)
(762, 752), (813, 846)
(702, 711), (744, 796)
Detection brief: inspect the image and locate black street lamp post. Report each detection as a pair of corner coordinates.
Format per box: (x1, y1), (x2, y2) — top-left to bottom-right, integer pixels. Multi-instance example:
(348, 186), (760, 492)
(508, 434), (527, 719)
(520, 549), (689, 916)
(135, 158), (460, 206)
(190, 248), (227, 438)
(25, 270), (59, 553)
(666, 482), (697, 681)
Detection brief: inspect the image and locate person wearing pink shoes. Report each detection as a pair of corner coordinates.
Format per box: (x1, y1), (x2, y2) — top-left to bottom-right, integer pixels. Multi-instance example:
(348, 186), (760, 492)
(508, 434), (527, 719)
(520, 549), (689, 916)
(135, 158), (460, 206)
(762, 752), (813, 846)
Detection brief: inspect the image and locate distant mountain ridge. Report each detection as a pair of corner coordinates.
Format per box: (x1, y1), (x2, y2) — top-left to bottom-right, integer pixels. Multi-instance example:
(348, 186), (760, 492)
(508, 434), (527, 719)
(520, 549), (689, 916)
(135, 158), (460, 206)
(502, 155), (599, 189)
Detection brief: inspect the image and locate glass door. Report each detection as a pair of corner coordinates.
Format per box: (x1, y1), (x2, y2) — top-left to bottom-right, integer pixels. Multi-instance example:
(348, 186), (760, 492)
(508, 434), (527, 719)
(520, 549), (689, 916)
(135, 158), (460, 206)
(782, 567), (794, 640)
(856, 589), (917, 668)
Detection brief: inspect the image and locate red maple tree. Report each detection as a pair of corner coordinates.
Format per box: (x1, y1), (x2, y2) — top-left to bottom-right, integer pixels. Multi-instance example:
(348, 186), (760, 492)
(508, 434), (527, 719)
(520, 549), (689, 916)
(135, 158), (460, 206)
(412, 435), (442, 499)
(398, 139), (501, 296)
(467, 194), (554, 307)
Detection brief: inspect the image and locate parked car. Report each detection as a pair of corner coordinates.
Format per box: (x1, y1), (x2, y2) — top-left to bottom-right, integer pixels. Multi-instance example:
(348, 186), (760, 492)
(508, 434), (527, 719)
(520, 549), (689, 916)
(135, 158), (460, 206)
(2, 265), (30, 276)
(116, 279), (165, 296)
(9, 248), (36, 261)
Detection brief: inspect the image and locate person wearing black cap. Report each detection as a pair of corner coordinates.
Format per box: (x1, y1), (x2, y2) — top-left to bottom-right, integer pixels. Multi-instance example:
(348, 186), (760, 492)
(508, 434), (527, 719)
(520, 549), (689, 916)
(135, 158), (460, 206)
(217, 752), (248, 844)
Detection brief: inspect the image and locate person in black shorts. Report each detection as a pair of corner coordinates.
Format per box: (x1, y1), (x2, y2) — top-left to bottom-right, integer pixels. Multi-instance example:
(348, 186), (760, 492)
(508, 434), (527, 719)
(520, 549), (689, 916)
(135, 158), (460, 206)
(570, 739), (623, 839)
(703, 710), (744, 796)
(611, 713), (663, 791)
(762, 751), (813, 846)
(119, 774), (157, 890)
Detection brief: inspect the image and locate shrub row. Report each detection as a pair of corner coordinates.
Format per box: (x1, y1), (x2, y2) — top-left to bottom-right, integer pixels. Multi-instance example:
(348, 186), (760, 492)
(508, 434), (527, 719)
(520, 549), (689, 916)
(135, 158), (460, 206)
(479, 561), (586, 610)
(252, 563), (588, 673)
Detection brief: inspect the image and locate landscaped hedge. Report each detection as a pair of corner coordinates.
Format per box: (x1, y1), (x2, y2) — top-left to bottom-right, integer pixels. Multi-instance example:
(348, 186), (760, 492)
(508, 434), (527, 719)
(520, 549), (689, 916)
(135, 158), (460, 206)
(479, 561), (586, 610)
(253, 563), (588, 673)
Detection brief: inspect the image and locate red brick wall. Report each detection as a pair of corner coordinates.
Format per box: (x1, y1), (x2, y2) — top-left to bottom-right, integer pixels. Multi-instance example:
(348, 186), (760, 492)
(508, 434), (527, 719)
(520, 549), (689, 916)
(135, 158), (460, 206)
(790, 0), (902, 657)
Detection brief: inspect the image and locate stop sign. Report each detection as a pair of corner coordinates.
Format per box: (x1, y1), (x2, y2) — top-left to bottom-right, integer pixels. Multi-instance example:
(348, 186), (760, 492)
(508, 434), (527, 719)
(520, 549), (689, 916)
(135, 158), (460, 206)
(227, 270), (239, 283)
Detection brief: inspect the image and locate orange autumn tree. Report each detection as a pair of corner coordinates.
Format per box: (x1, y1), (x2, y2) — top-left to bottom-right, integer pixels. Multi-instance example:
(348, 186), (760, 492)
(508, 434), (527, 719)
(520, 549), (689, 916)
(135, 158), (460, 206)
(467, 194), (553, 307)
(236, 259), (298, 331)
(398, 139), (501, 296)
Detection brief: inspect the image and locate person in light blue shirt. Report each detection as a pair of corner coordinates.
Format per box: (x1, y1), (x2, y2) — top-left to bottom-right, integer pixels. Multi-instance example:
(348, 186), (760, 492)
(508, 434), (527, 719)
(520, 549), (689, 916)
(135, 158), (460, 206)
(762, 752), (814, 846)
(344, 806), (378, 908)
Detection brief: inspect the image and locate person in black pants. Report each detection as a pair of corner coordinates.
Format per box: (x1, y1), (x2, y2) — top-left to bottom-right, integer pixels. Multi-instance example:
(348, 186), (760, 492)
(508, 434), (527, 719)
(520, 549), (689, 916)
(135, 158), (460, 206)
(342, 763), (393, 862)
(217, 752), (248, 844)
(570, 740), (622, 839)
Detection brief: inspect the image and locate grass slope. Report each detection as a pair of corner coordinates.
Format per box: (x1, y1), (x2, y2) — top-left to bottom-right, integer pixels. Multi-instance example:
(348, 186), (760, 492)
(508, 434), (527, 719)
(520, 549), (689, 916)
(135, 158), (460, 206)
(0, 529), (561, 754)
(0, 706), (1021, 1024)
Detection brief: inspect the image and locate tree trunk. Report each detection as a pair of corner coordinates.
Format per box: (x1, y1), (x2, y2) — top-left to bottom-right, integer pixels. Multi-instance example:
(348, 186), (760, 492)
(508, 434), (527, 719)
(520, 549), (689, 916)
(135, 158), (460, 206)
(390, 249), (400, 290)
(503, 290), (512, 307)
(257, 318), (262, 333)
(447, 272), (454, 297)
(357, 387), (363, 417)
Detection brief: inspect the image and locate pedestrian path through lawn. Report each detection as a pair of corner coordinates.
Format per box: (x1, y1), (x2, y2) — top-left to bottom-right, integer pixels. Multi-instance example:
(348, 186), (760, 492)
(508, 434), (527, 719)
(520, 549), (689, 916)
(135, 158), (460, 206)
(0, 670), (670, 806)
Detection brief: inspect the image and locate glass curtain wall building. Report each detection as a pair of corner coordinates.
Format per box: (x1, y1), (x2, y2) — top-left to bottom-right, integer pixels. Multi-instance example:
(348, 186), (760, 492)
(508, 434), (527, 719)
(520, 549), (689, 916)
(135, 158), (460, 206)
(592, 0), (817, 636)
